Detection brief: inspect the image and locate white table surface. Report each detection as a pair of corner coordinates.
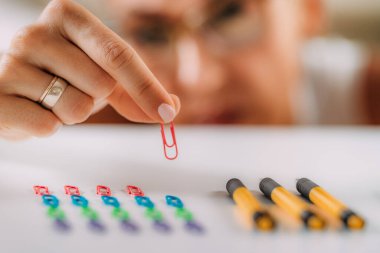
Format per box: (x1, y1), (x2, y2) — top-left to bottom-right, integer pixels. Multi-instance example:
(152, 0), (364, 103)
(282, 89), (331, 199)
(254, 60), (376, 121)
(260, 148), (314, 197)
(0, 125), (379, 253)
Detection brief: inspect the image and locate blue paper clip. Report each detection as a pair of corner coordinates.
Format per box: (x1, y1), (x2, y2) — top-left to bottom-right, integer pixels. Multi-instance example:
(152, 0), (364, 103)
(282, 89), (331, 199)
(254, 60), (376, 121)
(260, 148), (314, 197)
(71, 195), (88, 208)
(42, 194), (59, 208)
(101, 196), (120, 208)
(135, 196), (154, 208)
(165, 195), (184, 208)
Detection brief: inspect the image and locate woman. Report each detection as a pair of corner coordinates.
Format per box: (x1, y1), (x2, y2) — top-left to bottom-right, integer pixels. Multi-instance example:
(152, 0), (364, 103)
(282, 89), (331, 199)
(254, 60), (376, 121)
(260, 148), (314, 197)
(0, 0), (379, 140)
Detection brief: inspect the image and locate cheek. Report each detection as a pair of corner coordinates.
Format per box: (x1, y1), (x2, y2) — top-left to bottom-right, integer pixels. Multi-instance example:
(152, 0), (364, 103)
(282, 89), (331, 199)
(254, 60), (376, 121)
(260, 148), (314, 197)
(265, 0), (303, 83)
(224, 41), (296, 121)
(227, 46), (284, 98)
(227, 0), (303, 103)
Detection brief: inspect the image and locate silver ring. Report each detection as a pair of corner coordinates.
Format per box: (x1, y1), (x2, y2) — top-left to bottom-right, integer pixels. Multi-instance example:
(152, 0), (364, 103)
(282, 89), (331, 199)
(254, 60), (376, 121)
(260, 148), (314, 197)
(39, 76), (68, 110)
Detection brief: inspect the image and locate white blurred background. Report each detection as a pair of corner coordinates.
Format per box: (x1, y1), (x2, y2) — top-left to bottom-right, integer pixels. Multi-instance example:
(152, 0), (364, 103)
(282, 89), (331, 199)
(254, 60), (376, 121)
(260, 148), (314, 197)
(1, 0), (380, 51)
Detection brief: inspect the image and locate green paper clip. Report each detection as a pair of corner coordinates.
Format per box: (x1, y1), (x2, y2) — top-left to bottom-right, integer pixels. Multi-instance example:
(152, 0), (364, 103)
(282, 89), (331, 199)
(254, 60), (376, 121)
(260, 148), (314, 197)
(81, 207), (99, 220)
(112, 207), (130, 221)
(145, 208), (163, 221)
(47, 206), (65, 220)
(175, 208), (193, 221)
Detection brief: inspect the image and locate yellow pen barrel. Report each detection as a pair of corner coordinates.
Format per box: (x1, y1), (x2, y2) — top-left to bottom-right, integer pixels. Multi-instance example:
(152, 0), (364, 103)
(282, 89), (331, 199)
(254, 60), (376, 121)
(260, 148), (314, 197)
(297, 178), (365, 229)
(227, 178), (275, 231)
(233, 187), (262, 215)
(310, 187), (346, 217)
(260, 178), (325, 230)
(271, 187), (308, 218)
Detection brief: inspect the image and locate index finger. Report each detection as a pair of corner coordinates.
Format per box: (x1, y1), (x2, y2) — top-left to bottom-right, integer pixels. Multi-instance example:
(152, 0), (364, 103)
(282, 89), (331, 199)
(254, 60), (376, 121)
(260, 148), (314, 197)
(40, 0), (178, 123)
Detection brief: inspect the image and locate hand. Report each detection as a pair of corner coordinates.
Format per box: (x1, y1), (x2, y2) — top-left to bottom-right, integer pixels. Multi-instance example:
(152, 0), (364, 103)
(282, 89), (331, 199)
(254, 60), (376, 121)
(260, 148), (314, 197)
(0, 0), (180, 140)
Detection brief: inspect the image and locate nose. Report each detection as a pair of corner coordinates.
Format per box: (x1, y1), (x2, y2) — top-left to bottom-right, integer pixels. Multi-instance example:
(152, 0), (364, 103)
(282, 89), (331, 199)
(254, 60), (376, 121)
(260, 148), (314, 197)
(175, 36), (225, 93)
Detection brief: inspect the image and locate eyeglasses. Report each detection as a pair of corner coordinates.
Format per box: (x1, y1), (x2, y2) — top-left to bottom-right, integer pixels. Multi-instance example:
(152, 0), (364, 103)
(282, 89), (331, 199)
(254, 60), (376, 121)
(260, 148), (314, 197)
(116, 0), (266, 56)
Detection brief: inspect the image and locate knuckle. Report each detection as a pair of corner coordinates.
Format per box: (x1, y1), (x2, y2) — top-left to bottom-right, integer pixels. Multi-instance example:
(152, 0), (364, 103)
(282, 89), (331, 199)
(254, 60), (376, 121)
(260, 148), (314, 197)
(136, 77), (154, 98)
(0, 55), (21, 80)
(0, 56), (13, 91)
(0, 63), (14, 94)
(102, 39), (134, 71)
(33, 117), (61, 137)
(67, 96), (94, 124)
(91, 72), (116, 99)
(0, 54), (13, 76)
(11, 25), (48, 54)
(44, 0), (88, 29)
(45, 0), (71, 18)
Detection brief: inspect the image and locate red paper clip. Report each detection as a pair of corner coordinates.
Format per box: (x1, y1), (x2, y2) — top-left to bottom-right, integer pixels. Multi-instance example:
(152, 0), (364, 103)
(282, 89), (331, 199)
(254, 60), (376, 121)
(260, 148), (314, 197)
(33, 185), (50, 196)
(126, 185), (144, 196)
(96, 185), (111, 196)
(160, 122), (178, 160)
(64, 185), (80, 195)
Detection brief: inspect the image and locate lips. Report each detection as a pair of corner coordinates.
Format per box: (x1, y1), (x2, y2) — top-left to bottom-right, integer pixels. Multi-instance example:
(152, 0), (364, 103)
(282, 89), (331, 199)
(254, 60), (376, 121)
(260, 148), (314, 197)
(197, 108), (241, 124)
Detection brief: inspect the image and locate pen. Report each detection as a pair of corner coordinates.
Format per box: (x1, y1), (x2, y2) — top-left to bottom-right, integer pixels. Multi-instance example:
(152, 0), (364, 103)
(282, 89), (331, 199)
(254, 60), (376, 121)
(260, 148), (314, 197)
(259, 178), (325, 230)
(226, 178), (275, 231)
(296, 178), (365, 230)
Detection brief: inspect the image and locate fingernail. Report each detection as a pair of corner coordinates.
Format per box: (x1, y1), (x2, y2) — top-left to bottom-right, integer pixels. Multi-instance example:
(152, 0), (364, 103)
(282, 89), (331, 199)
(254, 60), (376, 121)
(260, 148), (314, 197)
(158, 103), (176, 123)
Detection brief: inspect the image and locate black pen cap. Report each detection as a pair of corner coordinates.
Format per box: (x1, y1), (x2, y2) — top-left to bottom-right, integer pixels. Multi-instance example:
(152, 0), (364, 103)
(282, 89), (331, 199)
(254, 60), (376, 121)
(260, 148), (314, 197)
(226, 178), (245, 196)
(259, 178), (280, 198)
(296, 178), (319, 198)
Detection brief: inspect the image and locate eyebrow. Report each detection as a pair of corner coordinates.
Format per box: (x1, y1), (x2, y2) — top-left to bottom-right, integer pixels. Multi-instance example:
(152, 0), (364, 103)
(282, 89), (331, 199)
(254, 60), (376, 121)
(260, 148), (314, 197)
(207, 0), (245, 16)
(125, 0), (236, 22)
(123, 0), (250, 28)
(127, 12), (177, 23)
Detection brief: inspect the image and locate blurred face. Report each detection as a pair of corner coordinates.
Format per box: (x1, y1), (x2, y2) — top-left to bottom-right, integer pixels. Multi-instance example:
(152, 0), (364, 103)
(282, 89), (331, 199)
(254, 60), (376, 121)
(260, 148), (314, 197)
(108, 0), (306, 124)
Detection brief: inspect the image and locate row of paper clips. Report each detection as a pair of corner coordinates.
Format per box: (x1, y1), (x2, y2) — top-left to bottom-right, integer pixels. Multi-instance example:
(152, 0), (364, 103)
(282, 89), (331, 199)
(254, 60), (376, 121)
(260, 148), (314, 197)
(33, 184), (203, 234)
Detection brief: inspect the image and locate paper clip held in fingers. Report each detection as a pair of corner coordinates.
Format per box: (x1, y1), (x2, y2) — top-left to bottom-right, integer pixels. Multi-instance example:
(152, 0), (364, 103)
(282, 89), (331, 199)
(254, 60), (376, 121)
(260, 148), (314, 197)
(160, 122), (178, 160)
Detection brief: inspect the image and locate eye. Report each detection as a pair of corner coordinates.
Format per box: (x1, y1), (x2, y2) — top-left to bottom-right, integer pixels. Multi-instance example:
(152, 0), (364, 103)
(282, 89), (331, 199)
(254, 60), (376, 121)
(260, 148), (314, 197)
(132, 25), (171, 46)
(210, 1), (243, 25)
